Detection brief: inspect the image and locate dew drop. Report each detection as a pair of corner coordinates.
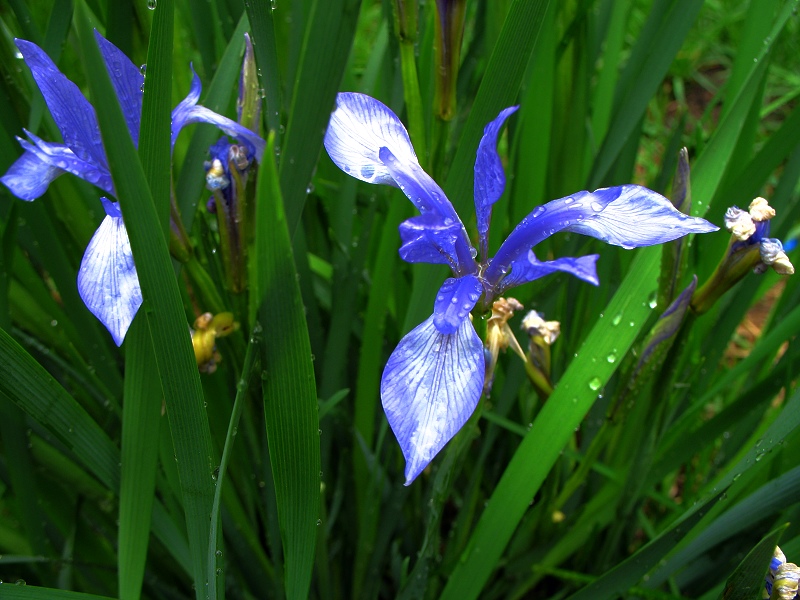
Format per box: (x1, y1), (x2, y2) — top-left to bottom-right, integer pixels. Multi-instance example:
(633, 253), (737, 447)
(612, 313), (622, 326)
(215, 550), (223, 557)
(532, 206), (546, 218)
(590, 201), (604, 212)
(606, 353), (616, 364)
(648, 292), (658, 309)
(147, 0), (157, 9)
(588, 377), (602, 391)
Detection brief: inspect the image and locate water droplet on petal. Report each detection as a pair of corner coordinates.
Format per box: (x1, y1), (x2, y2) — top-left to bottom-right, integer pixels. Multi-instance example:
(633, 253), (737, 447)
(591, 201), (604, 212)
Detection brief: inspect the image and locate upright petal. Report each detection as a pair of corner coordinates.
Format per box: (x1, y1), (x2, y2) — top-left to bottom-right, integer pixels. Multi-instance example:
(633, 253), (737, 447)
(474, 105), (518, 258)
(171, 68), (265, 161)
(499, 250), (599, 293)
(486, 185), (718, 286)
(0, 148), (63, 200)
(15, 39), (108, 170)
(94, 31), (144, 146)
(381, 315), (484, 484)
(77, 198), (143, 346)
(433, 275), (483, 334)
(323, 92), (418, 186)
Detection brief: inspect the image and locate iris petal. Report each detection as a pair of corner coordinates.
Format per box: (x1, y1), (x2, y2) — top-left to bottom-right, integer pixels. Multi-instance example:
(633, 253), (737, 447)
(380, 147), (476, 274)
(19, 131), (114, 195)
(487, 185), (718, 286)
(398, 213), (464, 267)
(433, 275), (483, 334)
(0, 149), (62, 200)
(323, 92), (418, 186)
(171, 68), (265, 161)
(381, 315), (484, 485)
(77, 199), (143, 346)
(500, 251), (599, 292)
(15, 39), (107, 170)
(94, 31), (144, 146)
(474, 106), (518, 255)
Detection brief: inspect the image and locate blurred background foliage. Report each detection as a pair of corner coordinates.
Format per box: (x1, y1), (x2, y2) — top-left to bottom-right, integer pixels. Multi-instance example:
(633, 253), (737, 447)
(0, 0), (800, 598)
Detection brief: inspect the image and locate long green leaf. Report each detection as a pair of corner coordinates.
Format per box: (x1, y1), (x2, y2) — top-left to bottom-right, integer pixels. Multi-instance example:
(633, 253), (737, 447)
(75, 5), (215, 596)
(280, 0), (362, 236)
(254, 133), (321, 600)
(0, 326), (120, 491)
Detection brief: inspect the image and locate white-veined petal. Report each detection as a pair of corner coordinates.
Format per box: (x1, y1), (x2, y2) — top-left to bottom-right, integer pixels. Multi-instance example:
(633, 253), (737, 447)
(381, 315), (484, 484)
(77, 200), (142, 346)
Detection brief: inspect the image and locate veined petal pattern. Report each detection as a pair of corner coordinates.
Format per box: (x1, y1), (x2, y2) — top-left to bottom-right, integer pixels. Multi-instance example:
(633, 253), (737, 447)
(324, 92), (418, 186)
(381, 316), (484, 485)
(77, 199), (142, 346)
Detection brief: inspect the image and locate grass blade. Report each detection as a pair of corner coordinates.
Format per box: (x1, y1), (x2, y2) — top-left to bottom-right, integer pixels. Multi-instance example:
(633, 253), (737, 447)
(75, 4), (215, 595)
(254, 133), (321, 600)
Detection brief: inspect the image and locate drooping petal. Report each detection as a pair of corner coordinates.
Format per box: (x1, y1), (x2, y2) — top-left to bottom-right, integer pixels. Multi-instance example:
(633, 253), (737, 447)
(398, 213), (463, 267)
(94, 31), (144, 146)
(171, 68), (265, 161)
(380, 147), (476, 274)
(381, 315), (484, 485)
(499, 250), (599, 293)
(474, 105), (518, 257)
(486, 185), (718, 286)
(77, 198), (142, 346)
(323, 92), (418, 186)
(0, 148), (63, 200)
(15, 39), (108, 170)
(433, 274), (482, 334)
(19, 131), (114, 195)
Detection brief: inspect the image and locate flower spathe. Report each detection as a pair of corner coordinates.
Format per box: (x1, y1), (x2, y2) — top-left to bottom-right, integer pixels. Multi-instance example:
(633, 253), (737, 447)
(1, 33), (265, 345)
(324, 93), (718, 484)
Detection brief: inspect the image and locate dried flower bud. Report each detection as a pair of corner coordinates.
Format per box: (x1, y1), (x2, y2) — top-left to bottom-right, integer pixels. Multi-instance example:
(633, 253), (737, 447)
(521, 310), (561, 345)
(760, 238), (795, 275)
(725, 206), (756, 240)
(749, 197), (776, 222)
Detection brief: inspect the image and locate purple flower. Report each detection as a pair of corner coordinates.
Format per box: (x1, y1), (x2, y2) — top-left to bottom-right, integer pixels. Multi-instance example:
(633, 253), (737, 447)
(1, 33), (264, 345)
(324, 93), (718, 485)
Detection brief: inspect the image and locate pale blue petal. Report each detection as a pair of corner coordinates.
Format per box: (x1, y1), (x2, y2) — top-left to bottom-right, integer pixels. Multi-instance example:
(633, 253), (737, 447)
(486, 185), (718, 286)
(564, 185), (718, 248)
(0, 148), (62, 200)
(19, 131), (114, 195)
(398, 213), (463, 267)
(77, 199), (142, 346)
(474, 106), (518, 257)
(171, 68), (265, 161)
(499, 251), (599, 292)
(94, 31), (143, 146)
(15, 39), (108, 170)
(323, 92), (418, 186)
(381, 316), (484, 485)
(433, 275), (483, 334)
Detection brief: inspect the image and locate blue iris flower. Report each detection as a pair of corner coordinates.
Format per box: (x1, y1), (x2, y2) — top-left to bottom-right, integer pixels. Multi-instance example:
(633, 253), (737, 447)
(1, 32), (264, 346)
(324, 92), (718, 484)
